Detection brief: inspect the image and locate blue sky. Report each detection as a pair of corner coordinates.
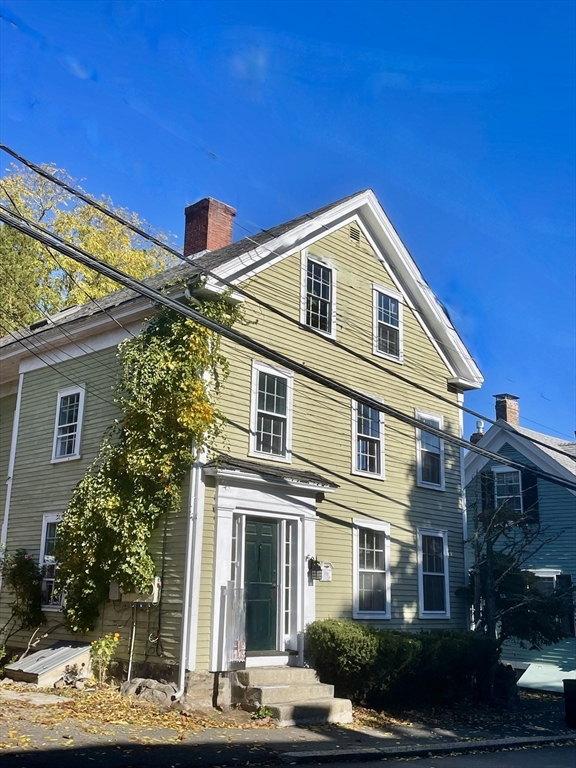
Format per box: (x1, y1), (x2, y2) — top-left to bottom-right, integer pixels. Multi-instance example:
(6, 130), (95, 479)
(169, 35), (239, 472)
(1, 0), (574, 441)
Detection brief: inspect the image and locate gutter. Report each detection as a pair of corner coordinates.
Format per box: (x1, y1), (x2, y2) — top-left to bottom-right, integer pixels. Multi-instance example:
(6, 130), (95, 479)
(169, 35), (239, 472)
(0, 372), (23, 591)
(173, 450), (205, 701)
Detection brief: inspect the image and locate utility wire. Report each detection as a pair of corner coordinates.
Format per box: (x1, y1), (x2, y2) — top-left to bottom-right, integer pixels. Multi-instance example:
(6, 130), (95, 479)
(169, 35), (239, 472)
(1, 204), (574, 492)
(0, 150), (573, 462)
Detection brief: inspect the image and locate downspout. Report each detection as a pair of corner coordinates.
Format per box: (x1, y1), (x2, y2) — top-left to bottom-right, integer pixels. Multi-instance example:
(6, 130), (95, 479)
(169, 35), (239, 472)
(173, 450), (203, 700)
(0, 373), (24, 592)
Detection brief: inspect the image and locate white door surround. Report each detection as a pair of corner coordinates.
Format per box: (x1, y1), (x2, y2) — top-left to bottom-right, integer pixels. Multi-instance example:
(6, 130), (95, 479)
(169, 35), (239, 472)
(207, 471), (326, 672)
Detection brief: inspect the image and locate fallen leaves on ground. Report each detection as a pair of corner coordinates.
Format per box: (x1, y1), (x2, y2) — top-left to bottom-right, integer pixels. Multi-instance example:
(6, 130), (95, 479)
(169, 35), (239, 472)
(352, 690), (568, 734)
(0, 684), (277, 748)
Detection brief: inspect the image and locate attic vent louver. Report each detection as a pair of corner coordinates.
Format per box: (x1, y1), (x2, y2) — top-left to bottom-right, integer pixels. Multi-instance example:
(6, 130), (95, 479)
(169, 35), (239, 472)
(349, 225), (361, 245)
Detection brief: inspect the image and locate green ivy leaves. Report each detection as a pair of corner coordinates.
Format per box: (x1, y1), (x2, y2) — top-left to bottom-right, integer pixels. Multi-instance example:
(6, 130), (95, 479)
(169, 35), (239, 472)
(55, 297), (240, 633)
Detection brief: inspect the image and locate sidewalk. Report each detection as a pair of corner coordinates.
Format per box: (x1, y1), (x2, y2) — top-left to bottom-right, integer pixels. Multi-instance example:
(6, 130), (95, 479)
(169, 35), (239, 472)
(0, 686), (574, 766)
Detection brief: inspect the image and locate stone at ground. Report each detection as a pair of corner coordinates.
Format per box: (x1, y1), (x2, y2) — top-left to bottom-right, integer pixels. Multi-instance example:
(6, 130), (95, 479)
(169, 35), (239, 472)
(120, 677), (177, 708)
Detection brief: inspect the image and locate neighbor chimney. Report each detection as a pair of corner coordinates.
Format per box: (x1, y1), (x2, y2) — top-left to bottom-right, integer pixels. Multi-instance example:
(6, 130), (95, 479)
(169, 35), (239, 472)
(184, 198), (236, 256)
(469, 419), (485, 445)
(494, 393), (519, 425)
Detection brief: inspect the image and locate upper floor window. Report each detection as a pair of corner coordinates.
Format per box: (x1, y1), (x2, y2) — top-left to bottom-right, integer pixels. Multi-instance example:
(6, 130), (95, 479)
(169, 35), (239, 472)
(418, 528), (450, 618)
(481, 468), (539, 524)
(52, 386), (85, 462)
(353, 519), (391, 619)
(494, 469), (522, 513)
(416, 410), (444, 490)
(40, 514), (62, 609)
(301, 252), (336, 337)
(352, 400), (384, 479)
(373, 285), (403, 362)
(250, 361), (293, 462)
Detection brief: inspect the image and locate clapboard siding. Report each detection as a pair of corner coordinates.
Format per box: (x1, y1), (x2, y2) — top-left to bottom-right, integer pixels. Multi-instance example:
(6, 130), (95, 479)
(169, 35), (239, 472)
(466, 441), (576, 670)
(2, 221), (470, 672)
(0, 348), (187, 669)
(196, 223), (467, 656)
(0, 392), (16, 528)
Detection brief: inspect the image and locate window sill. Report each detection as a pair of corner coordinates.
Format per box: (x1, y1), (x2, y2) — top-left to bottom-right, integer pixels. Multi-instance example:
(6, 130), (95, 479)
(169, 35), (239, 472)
(353, 610), (391, 620)
(373, 348), (403, 364)
(419, 612), (450, 620)
(351, 469), (385, 482)
(51, 454), (82, 464)
(416, 480), (445, 492)
(42, 605), (63, 613)
(303, 324), (337, 341)
(247, 450), (292, 465)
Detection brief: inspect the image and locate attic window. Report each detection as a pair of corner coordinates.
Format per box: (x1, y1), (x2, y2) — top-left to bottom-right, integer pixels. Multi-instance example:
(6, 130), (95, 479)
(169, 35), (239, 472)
(349, 225), (361, 245)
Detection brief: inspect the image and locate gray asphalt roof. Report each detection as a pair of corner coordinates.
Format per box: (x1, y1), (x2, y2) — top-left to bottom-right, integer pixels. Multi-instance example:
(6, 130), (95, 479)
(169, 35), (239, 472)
(0, 190), (368, 351)
(499, 420), (576, 476)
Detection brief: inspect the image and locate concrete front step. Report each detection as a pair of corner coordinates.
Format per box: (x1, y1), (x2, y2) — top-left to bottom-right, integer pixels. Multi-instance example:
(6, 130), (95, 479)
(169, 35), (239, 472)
(245, 682), (334, 706)
(236, 666), (318, 686)
(264, 697), (353, 727)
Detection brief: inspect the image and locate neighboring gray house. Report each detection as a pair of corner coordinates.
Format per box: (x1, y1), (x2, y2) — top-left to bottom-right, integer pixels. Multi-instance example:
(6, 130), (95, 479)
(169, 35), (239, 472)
(464, 394), (576, 691)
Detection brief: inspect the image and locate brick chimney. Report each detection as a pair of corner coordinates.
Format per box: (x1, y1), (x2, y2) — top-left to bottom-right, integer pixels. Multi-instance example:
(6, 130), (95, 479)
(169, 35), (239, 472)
(494, 393), (519, 425)
(184, 198), (236, 257)
(469, 420), (485, 444)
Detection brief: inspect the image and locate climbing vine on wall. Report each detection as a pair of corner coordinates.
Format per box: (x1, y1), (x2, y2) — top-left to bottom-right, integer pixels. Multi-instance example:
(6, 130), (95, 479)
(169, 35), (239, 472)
(55, 296), (241, 633)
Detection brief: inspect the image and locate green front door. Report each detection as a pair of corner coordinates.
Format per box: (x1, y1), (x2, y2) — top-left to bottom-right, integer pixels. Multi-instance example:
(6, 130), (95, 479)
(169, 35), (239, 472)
(244, 518), (278, 651)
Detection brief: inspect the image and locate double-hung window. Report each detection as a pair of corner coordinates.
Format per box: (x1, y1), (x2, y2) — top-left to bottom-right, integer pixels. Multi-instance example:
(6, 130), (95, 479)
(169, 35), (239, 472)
(250, 361), (293, 461)
(373, 285), (403, 362)
(418, 528), (450, 618)
(353, 519), (391, 618)
(416, 410), (444, 489)
(52, 386), (85, 461)
(352, 400), (384, 478)
(493, 468), (522, 513)
(302, 252), (336, 337)
(40, 514), (62, 609)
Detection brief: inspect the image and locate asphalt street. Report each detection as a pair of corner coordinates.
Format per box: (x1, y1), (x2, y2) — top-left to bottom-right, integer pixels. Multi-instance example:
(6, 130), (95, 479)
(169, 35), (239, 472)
(292, 744), (576, 768)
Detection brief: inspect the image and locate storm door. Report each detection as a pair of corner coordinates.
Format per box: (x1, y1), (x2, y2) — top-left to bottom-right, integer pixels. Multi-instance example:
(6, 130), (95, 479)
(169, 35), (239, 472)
(244, 517), (278, 651)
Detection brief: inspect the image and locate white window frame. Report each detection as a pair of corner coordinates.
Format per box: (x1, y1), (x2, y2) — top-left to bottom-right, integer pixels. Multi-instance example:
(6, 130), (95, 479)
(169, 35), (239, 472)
(351, 399), (385, 480)
(415, 409), (445, 490)
(39, 513), (63, 611)
(352, 518), (391, 619)
(492, 466), (523, 513)
(373, 283), (404, 363)
(249, 360), (294, 463)
(300, 250), (337, 339)
(417, 528), (450, 618)
(51, 385), (85, 463)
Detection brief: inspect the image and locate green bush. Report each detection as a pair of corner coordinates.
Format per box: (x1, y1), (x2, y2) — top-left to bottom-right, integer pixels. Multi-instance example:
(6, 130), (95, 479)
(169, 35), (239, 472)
(305, 619), (380, 699)
(305, 620), (501, 706)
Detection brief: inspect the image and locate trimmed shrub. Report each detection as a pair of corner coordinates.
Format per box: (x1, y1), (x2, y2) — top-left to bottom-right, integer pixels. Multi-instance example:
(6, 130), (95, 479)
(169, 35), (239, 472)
(305, 620), (501, 706)
(305, 619), (380, 699)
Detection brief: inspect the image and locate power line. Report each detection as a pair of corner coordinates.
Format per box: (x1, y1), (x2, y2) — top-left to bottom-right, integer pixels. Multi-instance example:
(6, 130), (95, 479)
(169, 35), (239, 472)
(2, 143), (572, 463)
(1, 205), (574, 493)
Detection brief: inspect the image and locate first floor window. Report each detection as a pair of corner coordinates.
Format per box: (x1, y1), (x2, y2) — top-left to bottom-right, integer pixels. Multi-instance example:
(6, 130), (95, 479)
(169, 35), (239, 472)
(416, 411), (444, 489)
(418, 529), (449, 617)
(353, 519), (390, 618)
(353, 401), (384, 477)
(250, 362), (293, 460)
(40, 515), (62, 608)
(52, 386), (85, 460)
(532, 571), (575, 637)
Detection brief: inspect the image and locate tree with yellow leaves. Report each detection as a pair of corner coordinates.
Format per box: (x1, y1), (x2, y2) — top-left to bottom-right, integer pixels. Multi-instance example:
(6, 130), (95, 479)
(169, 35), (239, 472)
(0, 163), (174, 332)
